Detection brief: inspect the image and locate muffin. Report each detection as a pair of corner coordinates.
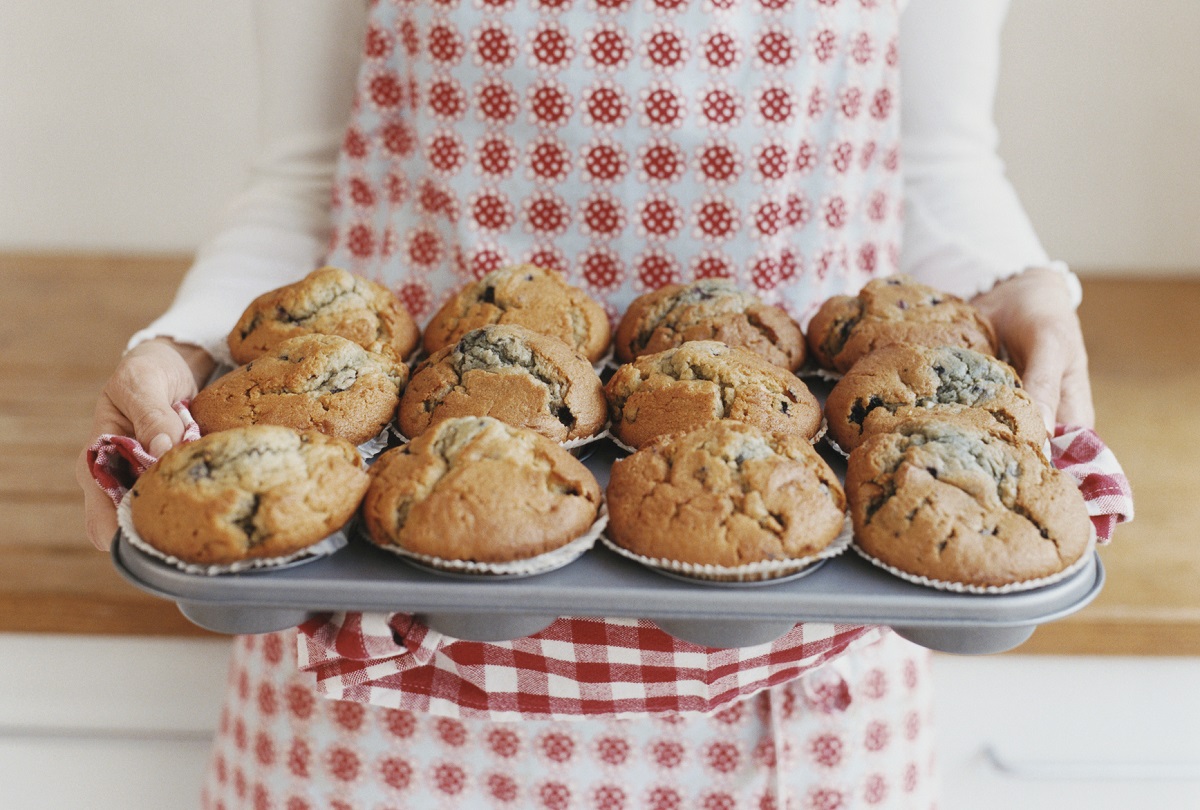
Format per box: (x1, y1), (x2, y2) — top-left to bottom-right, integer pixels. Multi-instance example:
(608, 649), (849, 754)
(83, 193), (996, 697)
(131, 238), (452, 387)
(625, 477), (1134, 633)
(363, 416), (602, 563)
(806, 275), (998, 373)
(228, 266), (421, 366)
(604, 341), (822, 450)
(606, 420), (847, 568)
(191, 334), (407, 447)
(824, 344), (1045, 454)
(845, 419), (1091, 587)
(398, 325), (606, 443)
(422, 264), (612, 363)
(129, 425), (368, 566)
(615, 279), (806, 370)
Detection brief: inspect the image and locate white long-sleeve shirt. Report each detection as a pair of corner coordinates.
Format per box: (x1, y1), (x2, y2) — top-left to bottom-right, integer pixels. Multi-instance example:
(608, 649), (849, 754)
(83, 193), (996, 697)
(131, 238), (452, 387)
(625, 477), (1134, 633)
(133, 0), (1079, 357)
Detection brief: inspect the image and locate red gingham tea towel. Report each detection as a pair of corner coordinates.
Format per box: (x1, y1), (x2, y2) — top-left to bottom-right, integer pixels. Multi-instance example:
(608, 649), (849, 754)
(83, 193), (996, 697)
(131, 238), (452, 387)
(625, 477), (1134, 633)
(294, 425), (1133, 720)
(1050, 424), (1134, 544)
(297, 614), (881, 720)
(86, 402), (200, 506)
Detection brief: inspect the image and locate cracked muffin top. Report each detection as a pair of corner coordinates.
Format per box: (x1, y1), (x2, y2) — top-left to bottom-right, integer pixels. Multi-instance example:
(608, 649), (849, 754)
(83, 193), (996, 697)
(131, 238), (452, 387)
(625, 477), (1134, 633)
(191, 334), (407, 447)
(129, 425), (368, 566)
(422, 265), (612, 364)
(604, 340), (822, 450)
(824, 344), (1045, 454)
(398, 325), (606, 443)
(227, 267), (420, 366)
(806, 275), (998, 373)
(845, 419), (1090, 587)
(614, 279), (806, 370)
(363, 416), (602, 563)
(605, 420), (846, 567)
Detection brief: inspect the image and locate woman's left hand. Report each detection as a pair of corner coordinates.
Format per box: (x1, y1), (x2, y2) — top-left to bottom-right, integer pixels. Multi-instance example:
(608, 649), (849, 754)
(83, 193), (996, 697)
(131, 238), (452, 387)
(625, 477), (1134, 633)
(972, 267), (1095, 432)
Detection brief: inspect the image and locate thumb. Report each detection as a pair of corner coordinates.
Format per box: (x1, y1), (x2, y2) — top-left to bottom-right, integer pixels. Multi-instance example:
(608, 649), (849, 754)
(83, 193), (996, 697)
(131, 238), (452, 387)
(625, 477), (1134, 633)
(104, 347), (199, 456)
(1017, 342), (1065, 435)
(124, 398), (186, 457)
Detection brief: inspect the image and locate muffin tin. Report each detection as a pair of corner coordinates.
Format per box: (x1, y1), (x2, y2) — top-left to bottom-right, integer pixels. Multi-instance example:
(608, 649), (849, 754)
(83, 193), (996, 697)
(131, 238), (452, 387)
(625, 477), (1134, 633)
(112, 436), (1104, 655)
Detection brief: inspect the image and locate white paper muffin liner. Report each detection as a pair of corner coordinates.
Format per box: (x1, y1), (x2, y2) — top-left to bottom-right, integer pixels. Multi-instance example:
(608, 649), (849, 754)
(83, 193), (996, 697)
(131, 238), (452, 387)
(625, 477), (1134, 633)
(600, 515), (853, 584)
(361, 503), (609, 578)
(608, 433), (638, 454)
(824, 433), (851, 459)
(355, 426), (392, 461)
(796, 363), (842, 382)
(849, 523), (1098, 595)
(117, 490), (348, 576)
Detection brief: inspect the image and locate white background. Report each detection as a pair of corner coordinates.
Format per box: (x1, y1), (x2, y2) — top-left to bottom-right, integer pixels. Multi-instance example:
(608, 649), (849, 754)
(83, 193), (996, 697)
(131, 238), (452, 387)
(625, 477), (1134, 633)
(1, 0), (1199, 271)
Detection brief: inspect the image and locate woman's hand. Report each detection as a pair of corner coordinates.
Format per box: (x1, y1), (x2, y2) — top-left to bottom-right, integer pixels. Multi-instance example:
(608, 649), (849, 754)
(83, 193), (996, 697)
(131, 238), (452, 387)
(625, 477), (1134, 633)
(972, 267), (1094, 432)
(74, 338), (215, 550)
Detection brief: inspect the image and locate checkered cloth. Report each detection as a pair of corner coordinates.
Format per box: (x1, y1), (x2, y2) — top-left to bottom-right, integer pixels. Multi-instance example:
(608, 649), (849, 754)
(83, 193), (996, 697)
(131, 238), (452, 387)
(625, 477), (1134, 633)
(1050, 424), (1135, 544)
(91, 417), (1133, 720)
(86, 402), (200, 507)
(297, 613), (880, 720)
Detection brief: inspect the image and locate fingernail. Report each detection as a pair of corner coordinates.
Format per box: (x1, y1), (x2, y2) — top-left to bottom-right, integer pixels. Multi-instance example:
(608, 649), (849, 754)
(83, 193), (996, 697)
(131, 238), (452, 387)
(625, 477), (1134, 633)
(1039, 404), (1055, 436)
(148, 433), (173, 458)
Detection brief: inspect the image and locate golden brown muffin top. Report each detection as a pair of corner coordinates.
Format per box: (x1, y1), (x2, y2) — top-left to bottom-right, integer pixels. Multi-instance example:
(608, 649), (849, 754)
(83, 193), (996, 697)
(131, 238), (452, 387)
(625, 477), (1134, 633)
(422, 264), (611, 363)
(228, 266), (420, 366)
(363, 416), (602, 563)
(606, 420), (846, 567)
(806, 275), (997, 373)
(615, 279), (806, 370)
(846, 419), (1090, 586)
(399, 324), (606, 442)
(824, 344), (1044, 453)
(605, 340), (821, 449)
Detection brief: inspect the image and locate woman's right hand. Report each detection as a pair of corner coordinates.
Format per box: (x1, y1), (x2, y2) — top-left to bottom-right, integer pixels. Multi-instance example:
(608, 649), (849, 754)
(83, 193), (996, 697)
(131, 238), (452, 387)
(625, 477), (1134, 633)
(75, 338), (215, 550)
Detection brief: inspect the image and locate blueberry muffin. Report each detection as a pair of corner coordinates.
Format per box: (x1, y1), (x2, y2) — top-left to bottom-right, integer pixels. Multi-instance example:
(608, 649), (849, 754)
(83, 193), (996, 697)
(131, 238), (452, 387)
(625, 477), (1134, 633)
(363, 417), (602, 563)
(191, 334), (407, 446)
(422, 265), (612, 363)
(129, 425), (368, 566)
(806, 275), (998, 373)
(824, 344), (1045, 453)
(845, 419), (1091, 587)
(398, 325), (606, 443)
(615, 279), (806, 370)
(606, 420), (846, 568)
(604, 341), (822, 450)
(228, 266), (421, 366)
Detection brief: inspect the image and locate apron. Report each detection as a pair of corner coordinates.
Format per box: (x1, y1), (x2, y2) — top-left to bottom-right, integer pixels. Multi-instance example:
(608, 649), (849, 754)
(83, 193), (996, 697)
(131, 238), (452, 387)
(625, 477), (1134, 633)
(324, 0), (901, 326)
(202, 629), (935, 809)
(203, 0), (935, 806)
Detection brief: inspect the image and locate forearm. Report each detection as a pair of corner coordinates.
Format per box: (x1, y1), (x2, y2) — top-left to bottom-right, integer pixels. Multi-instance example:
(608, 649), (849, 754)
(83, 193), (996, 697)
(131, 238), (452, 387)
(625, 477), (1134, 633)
(898, 0), (1081, 307)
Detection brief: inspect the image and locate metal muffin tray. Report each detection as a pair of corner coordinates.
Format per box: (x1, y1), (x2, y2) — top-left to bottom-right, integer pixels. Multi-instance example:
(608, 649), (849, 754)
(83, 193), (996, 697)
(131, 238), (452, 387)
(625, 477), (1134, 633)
(112, 437), (1104, 655)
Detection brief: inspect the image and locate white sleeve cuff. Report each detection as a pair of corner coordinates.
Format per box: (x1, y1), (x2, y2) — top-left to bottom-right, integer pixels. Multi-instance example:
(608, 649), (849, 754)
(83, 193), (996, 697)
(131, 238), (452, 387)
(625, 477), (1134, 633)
(126, 225), (327, 363)
(969, 260), (1084, 309)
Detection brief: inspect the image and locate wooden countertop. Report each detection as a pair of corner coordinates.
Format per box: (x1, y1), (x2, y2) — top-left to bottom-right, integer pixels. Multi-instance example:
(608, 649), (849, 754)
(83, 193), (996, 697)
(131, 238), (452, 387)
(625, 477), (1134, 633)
(2, 253), (1195, 653)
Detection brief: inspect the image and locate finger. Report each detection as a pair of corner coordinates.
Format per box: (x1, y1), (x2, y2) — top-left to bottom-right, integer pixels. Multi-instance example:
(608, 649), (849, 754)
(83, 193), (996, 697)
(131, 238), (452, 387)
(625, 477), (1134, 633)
(1017, 340), (1066, 435)
(1057, 361), (1096, 430)
(120, 397), (185, 456)
(105, 366), (189, 455)
(76, 450), (118, 551)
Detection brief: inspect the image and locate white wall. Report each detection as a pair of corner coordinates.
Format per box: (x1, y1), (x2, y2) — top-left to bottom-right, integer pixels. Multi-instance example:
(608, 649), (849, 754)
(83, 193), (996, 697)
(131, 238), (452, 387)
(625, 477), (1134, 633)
(0, 1), (256, 253)
(995, 1), (1200, 273)
(1, 0), (1198, 272)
